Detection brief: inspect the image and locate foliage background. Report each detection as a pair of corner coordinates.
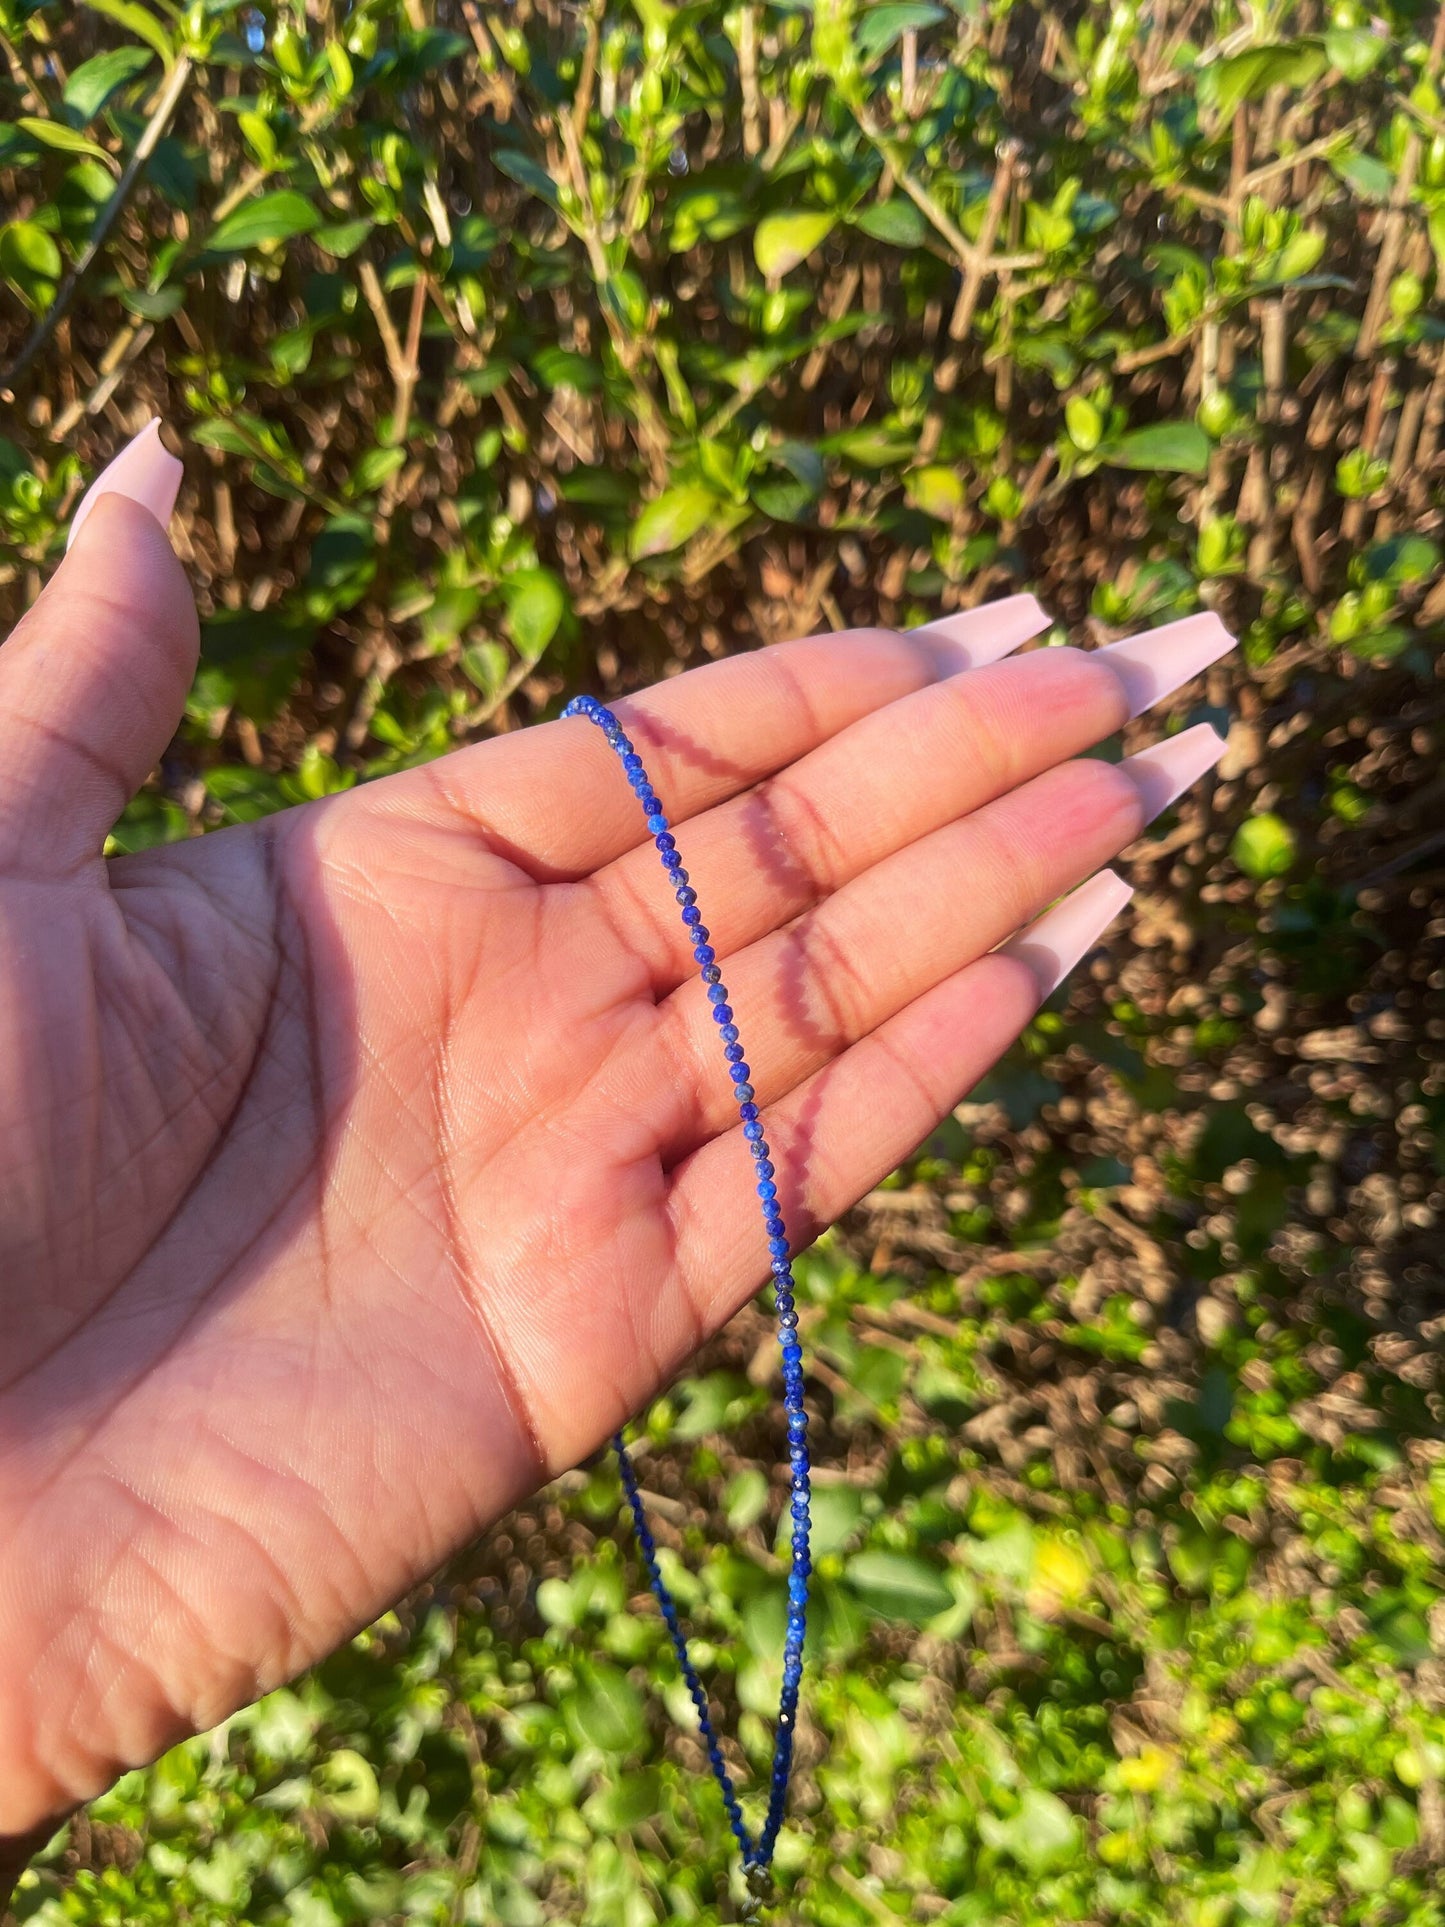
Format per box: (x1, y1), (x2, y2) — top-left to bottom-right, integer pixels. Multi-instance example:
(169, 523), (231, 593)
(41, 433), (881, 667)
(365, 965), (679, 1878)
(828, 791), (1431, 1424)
(2, 0), (1445, 1919)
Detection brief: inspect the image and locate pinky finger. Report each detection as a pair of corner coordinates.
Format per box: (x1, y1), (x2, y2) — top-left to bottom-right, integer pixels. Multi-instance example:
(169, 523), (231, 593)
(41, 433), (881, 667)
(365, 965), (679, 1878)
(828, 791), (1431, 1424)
(664, 870), (1133, 1320)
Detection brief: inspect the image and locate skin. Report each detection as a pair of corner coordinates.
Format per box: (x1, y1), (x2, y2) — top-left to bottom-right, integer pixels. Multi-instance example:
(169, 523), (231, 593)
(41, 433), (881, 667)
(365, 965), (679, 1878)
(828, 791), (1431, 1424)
(0, 492), (1161, 1868)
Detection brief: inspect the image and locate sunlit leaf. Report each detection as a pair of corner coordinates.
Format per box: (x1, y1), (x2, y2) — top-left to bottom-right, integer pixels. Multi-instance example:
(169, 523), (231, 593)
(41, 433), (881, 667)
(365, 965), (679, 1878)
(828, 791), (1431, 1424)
(1107, 421), (1211, 474)
(208, 189), (319, 252)
(630, 484), (719, 559)
(755, 209), (838, 276)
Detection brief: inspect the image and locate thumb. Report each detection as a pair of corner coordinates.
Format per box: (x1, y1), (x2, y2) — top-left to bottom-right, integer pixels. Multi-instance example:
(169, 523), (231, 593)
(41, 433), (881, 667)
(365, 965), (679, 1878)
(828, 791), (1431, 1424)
(0, 420), (196, 872)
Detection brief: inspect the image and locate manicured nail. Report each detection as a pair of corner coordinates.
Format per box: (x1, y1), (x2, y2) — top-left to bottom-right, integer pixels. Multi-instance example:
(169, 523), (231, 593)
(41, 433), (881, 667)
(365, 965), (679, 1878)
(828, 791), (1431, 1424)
(909, 593), (1049, 672)
(1001, 869), (1134, 998)
(1120, 722), (1228, 820)
(67, 417), (183, 552)
(1097, 610), (1235, 718)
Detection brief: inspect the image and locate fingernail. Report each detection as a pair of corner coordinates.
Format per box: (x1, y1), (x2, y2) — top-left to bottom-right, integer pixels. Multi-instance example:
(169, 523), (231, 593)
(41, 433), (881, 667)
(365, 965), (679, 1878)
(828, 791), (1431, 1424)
(908, 593), (1049, 672)
(67, 417), (183, 553)
(1001, 869), (1134, 998)
(1097, 610), (1235, 717)
(1120, 722), (1228, 820)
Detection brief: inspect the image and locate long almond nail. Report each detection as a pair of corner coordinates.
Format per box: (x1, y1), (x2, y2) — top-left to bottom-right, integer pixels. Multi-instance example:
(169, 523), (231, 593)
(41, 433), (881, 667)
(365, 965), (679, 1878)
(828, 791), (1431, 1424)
(67, 417), (183, 552)
(1000, 869), (1134, 998)
(1120, 722), (1228, 819)
(1097, 610), (1235, 717)
(909, 593), (1049, 672)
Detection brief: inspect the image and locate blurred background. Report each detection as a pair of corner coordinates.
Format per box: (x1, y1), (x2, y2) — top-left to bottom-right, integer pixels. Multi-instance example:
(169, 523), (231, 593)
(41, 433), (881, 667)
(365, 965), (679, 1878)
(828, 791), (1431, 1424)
(1, 0), (1443, 1920)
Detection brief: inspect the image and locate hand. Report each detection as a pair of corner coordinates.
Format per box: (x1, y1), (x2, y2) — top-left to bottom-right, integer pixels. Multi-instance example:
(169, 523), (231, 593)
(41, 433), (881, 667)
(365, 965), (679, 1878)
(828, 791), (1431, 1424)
(0, 422), (1232, 1838)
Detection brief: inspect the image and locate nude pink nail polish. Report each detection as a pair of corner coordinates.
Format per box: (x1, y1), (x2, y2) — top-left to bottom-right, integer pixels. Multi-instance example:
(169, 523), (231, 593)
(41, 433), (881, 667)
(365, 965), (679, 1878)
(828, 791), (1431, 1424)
(1097, 610), (1235, 717)
(909, 593), (1050, 672)
(1000, 869), (1134, 997)
(67, 417), (183, 552)
(1120, 722), (1228, 819)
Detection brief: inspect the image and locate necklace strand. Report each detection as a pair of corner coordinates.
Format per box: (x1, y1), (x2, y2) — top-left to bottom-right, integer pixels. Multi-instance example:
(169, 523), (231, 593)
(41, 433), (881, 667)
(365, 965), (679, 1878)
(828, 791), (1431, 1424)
(564, 694), (812, 1907)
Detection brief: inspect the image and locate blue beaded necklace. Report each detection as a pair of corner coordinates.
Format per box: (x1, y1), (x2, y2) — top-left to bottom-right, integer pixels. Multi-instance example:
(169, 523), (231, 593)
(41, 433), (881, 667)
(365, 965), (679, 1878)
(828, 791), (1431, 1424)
(563, 694), (811, 1914)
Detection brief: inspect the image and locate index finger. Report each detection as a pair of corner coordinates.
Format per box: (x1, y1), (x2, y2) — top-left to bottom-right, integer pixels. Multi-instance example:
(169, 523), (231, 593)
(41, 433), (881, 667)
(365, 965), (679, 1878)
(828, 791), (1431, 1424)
(365, 597), (1049, 878)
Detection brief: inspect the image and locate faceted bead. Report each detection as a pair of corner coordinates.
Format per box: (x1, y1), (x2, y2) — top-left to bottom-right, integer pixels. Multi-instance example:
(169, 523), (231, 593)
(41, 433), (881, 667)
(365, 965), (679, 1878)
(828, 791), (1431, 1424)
(718, 1020), (737, 1041)
(729, 1060), (751, 1083)
(788, 1575), (807, 1604)
(662, 852), (684, 872)
(682, 905), (702, 926)
(757, 1179), (777, 1202)
(787, 1412), (807, 1438)
(712, 1004), (733, 1024)
(754, 1157), (774, 1179)
(733, 1081), (755, 1102)
(769, 1235), (789, 1257)
(676, 887), (698, 909)
(724, 1040), (744, 1058)
(700, 964), (722, 986)
(622, 752), (643, 776)
(655, 831), (676, 852)
(693, 943), (715, 965)
(743, 1120), (764, 1141)
(773, 1291), (794, 1312)
(777, 1309), (798, 1330)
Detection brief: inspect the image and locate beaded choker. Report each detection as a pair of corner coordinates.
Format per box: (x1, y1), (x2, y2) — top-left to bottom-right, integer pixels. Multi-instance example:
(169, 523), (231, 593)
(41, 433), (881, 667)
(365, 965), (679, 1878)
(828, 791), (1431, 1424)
(563, 694), (811, 1915)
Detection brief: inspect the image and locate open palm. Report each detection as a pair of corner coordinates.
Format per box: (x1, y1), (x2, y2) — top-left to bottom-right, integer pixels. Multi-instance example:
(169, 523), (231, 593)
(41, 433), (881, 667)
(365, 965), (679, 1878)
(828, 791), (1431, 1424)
(0, 477), (1231, 1841)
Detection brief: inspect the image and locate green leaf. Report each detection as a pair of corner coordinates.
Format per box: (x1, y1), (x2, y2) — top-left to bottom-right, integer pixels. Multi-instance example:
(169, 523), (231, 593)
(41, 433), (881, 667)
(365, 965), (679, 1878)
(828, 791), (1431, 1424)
(504, 567), (567, 658)
(855, 2), (945, 62)
(492, 147), (560, 210)
(1341, 1834), (1394, 1893)
(981, 1788), (1083, 1875)
(630, 483), (718, 560)
(1231, 813), (1296, 880)
(582, 1769), (661, 1833)
(16, 117), (115, 167)
(755, 209), (838, 277)
(461, 640), (509, 698)
(904, 465), (964, 519)
(1197, 42), (1328, 121)
(116, 283), (185, 320)
(63, 45), (154, 122)
(315, 1748), (379, 1823)
(844, 1551), (954, 1624)
(1331, 148), (1394, 203)
(80, 0), (177, 71)
(850, 197), (930, 248)
(0, 220), (61, 288)
(1324, 26), (1386, 79)
(1106, 421), (1210, 474)
(208, 189), (319, 253)
(312, 218), (374, 259)
(566, 1664), (644, 1755)
(1066, 394), (1104, 452)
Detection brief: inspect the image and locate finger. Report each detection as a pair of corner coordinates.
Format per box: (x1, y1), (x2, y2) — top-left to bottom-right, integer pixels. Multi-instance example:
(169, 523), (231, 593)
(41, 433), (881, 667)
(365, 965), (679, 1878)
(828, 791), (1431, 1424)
(0, 422), (191, 873)
(643, 724), (1227, 1159)
(663, 869), (1134, 1334)
(583, 609), (1233, 998)
(365, 594), (1051, 876)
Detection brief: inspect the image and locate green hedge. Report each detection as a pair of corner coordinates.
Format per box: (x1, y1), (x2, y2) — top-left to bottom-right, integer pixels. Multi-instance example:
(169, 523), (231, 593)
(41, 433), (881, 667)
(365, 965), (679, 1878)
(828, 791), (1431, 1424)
(3, 1), (1445, 1922)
